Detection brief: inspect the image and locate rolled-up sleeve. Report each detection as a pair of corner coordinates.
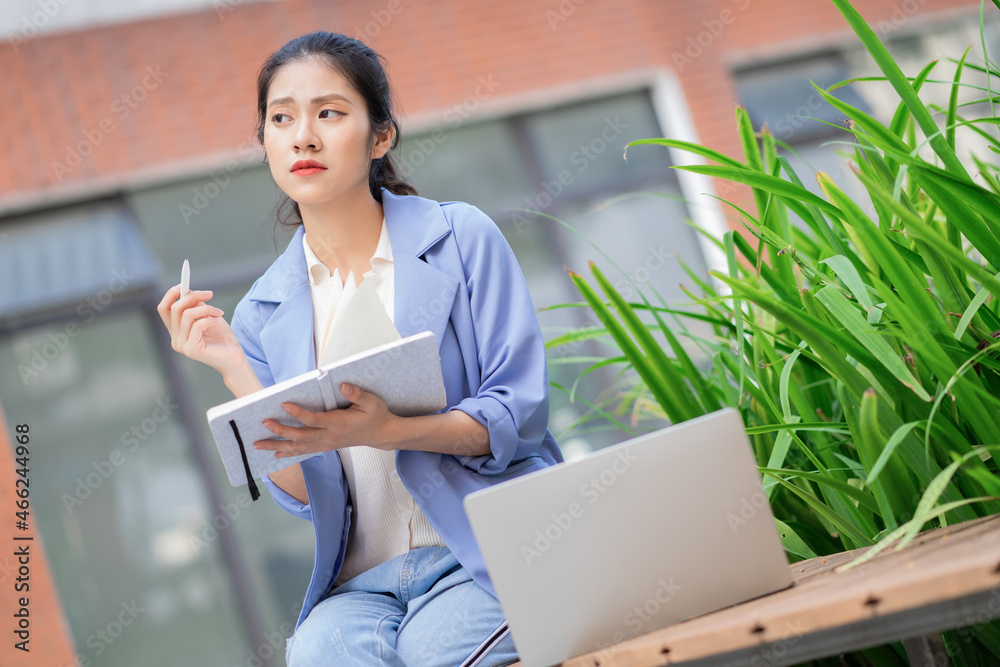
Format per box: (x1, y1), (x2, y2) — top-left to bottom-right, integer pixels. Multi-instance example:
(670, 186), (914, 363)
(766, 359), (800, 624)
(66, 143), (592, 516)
(230, 297), (314, 521)
(447, 206), (553, 474)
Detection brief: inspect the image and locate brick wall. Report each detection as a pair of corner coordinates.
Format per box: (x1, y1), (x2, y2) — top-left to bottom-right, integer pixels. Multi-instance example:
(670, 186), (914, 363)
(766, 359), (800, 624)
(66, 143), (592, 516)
(0, 0), (983, 208)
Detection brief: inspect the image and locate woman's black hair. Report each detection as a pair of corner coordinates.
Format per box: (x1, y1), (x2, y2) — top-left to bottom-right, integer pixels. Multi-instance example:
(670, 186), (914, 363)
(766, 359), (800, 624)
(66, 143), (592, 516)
(255, 31), (417, 228)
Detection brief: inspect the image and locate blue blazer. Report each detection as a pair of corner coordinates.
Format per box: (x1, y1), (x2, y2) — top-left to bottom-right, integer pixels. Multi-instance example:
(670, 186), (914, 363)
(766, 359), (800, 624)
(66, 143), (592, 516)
(230, 188), (563, 628)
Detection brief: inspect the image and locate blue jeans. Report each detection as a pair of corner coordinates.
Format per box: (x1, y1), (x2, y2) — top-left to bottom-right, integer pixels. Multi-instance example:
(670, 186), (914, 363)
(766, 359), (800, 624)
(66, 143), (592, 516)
(285, 546), (518, 666)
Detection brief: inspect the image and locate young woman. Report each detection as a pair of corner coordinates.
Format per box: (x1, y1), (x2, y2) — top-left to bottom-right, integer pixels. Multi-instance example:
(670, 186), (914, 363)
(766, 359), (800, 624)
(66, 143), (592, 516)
(157, 31), (562, 666)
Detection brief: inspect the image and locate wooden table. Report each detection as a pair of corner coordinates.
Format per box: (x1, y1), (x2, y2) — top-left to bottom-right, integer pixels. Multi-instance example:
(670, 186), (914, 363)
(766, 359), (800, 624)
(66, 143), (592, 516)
(513, 514), (1000, 667)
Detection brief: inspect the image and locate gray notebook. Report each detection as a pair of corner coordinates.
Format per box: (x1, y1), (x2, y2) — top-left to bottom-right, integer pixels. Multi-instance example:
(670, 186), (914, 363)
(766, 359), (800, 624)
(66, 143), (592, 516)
(206, 331), (447, 489)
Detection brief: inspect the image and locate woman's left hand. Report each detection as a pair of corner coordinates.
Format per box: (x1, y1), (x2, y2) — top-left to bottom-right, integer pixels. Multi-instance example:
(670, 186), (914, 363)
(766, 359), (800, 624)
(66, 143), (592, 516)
(255, 383), (397, 457)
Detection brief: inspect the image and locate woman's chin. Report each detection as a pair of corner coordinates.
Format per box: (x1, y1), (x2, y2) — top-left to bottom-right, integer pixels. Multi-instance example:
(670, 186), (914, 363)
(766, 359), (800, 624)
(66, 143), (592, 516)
(283, 189), (343, 209)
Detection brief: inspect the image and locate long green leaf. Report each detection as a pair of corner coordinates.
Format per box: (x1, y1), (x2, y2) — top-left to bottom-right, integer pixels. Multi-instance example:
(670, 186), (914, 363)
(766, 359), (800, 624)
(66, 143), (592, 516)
(828, 0), (969, 178)
(836, 495), (998, 571)
(946, 47), (972, 150)
(866, 421), (922, 486)
(569, 272), (685, 422)
(821, 255), (874, 312)
(889, 59), (939, 141)
(954, 270), (1000, 340)
(854, 167), (1000, 302)
(765, 473), (874, 547)
(589, 262), (703, 421)
(760, 467), (879, 513)
(815, 285), (932, 401)
(624, 138), (745, 169)
(675, 164), (844, 219)
(858, 389), (903, 529)
(744, 423), (851, 435)
(897, 448), (1000, 550)
(774, 519), (818, 559)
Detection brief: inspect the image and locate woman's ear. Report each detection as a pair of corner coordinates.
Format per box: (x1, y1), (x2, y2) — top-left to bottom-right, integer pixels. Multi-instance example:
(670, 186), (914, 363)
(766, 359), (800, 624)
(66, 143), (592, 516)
(371, 121), (395, 160)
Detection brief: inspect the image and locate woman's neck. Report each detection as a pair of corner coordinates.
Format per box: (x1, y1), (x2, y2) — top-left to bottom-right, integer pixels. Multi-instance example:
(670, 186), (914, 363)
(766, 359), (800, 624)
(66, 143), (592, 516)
(300, 187), (384, 275)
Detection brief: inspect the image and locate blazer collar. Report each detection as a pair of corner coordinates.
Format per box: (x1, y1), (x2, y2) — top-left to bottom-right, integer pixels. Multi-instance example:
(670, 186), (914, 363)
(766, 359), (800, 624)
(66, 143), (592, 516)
(246, 188), (452, 304)
(249, 188), (461, 382)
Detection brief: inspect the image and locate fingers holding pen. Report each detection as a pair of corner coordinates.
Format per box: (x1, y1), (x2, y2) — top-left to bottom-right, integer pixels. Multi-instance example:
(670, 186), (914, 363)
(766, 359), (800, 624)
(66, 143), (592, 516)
(178, 302), (226, 352)
(155, 285), (220, 350)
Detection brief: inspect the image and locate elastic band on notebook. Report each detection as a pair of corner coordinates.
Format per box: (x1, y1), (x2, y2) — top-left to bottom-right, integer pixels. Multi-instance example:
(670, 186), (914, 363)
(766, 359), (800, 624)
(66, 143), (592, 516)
(229, 419), (260, 501)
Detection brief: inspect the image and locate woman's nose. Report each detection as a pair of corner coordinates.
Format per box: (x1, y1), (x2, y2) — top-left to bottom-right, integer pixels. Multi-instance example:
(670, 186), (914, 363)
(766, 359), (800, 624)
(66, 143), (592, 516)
(293, 118), (320, 150)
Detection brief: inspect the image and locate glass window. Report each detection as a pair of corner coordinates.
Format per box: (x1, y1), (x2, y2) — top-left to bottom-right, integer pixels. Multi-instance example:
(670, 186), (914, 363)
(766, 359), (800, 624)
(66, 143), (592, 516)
(396, 119), (532, 213)
(0, 186), (314, 665)
(735, 53), (870, 145)
(0, 311), (247, 667)
(735, 53), (872, 209)
(0, 200), (159, 322)
(524, 91), (672, 197)
(127, 166), (295, 285)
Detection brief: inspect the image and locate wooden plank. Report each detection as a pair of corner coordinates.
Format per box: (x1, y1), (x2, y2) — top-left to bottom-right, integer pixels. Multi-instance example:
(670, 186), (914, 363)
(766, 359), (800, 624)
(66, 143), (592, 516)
(606, 586), (1000, 667)
(508, 514), (1000, 666)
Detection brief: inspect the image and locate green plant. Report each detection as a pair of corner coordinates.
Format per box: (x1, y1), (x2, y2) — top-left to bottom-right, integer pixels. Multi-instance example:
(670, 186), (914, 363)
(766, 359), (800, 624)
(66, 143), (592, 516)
(546, 0), (1000, 662)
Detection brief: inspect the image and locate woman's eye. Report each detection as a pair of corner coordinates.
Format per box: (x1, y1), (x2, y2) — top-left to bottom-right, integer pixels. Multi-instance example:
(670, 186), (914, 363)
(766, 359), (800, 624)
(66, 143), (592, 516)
(271, 113), (290, 124)
(319, 109), (343, 119)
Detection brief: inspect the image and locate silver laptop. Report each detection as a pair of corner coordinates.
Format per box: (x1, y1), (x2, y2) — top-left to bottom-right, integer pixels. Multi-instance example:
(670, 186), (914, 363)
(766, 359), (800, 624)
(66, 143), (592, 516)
(463, 408), (793, 667)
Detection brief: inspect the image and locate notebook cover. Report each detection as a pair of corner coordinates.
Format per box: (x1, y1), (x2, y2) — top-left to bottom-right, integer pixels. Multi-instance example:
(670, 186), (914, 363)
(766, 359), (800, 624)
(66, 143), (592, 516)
(206, 331), (447, 486)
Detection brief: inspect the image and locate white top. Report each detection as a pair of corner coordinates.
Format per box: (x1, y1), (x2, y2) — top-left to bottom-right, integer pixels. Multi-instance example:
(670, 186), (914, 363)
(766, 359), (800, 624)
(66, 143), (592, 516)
(302, 220), (445, 586)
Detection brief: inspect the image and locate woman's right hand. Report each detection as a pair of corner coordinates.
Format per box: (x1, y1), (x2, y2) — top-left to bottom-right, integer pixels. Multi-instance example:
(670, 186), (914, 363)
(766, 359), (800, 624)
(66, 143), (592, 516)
(156, 286), (248, 380)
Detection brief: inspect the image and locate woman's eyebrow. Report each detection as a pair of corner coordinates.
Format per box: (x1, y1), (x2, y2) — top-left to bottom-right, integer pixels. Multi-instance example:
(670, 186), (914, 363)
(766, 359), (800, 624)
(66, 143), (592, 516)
(268, 93), (353, 109)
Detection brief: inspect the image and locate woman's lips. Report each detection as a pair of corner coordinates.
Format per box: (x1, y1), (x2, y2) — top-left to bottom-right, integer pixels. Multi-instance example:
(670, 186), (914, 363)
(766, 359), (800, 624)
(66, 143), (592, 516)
(290, 159), (327, 176)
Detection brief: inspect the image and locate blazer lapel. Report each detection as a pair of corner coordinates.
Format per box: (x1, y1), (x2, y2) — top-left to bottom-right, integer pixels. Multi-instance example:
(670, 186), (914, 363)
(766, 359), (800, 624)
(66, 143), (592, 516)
(382, 189), (461, 347)
(393, 253), (460, 344)
(259, 285), (316, 382)
(248, 225), (317, 382)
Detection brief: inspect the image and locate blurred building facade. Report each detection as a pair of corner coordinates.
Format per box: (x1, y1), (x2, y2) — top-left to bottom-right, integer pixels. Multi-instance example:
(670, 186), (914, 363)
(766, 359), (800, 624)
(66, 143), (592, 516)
(0, 0), (993, 665)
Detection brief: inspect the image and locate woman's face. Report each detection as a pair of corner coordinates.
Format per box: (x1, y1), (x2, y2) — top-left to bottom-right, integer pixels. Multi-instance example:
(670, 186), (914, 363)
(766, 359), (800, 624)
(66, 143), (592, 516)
(262, 57), (389, 208)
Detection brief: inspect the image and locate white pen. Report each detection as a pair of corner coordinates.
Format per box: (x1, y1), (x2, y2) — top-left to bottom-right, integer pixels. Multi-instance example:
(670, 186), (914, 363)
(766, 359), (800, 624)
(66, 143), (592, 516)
(180, 259), (190, 298)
